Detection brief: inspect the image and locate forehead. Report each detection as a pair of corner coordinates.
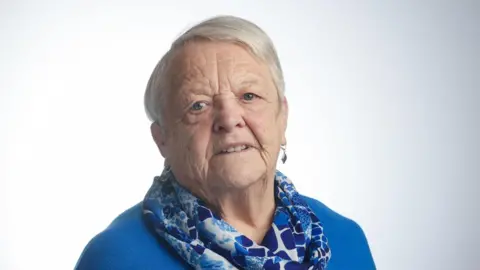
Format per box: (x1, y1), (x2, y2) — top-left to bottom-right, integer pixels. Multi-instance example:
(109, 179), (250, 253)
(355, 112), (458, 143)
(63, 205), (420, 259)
(167, 41), (271, 88)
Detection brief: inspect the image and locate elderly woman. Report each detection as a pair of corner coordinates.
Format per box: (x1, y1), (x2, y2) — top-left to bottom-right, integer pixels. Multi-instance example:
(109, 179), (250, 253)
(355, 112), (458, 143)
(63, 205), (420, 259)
(76, 16), (375, 269)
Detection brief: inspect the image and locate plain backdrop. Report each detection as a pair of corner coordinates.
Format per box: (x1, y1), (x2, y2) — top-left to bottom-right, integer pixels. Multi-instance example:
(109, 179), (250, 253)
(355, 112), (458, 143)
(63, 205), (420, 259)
(1, 1), (479, 269)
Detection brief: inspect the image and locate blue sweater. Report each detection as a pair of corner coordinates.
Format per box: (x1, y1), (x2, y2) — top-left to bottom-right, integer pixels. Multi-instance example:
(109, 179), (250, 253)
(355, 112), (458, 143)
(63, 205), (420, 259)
(75, 196), (376, 269)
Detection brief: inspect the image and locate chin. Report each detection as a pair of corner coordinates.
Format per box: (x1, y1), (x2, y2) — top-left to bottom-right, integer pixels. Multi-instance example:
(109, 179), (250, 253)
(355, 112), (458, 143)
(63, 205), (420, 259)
(211, 163), (267, 190)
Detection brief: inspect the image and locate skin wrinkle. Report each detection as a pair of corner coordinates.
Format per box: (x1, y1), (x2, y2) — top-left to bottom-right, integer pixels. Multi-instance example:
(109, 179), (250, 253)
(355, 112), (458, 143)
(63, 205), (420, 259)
(151, 41), (288, 243)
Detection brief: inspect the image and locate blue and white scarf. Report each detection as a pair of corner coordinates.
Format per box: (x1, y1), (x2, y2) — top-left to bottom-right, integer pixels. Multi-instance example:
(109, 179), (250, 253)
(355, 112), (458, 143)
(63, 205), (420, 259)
(143, 167), (331, 269)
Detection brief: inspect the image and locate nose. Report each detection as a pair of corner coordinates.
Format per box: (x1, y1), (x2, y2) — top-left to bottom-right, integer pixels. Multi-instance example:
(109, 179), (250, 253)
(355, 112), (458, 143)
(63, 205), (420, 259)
(213, 96), (246, 133)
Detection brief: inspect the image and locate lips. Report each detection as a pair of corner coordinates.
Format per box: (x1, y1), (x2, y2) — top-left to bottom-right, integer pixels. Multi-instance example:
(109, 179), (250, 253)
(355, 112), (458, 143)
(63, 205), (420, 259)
(220, 145), (250, 154)
(217, 143), (252, 154)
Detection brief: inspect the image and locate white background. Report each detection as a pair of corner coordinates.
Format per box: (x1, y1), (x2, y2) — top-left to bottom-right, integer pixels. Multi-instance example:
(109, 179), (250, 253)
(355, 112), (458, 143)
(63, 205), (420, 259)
(1, 1), (479, 269)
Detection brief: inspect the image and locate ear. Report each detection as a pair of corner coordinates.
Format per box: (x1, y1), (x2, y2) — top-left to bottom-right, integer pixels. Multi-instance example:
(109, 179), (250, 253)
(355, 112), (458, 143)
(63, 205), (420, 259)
(150, 122), (168, 158)
(280, 96), (289, 145)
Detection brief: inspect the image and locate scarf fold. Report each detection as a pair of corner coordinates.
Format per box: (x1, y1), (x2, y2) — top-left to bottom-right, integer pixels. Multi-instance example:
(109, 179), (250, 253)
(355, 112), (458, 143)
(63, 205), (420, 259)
(143, 167), (331, 270)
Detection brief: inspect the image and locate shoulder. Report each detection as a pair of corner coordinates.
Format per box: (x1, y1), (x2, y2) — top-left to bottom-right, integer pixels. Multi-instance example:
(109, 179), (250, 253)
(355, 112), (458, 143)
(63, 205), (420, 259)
(302, 195), (376, 270)
(75, 203), (189, 270)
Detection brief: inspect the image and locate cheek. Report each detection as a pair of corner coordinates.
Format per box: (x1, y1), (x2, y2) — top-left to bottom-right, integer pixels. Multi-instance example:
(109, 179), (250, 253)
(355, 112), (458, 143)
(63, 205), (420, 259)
(245, 110), (282, 145)
(170, 123), (211, 159)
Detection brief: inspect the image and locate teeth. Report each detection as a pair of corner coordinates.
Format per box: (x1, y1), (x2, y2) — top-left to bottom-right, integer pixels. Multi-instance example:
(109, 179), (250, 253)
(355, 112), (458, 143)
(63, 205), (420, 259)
(222, 145), (248, 153)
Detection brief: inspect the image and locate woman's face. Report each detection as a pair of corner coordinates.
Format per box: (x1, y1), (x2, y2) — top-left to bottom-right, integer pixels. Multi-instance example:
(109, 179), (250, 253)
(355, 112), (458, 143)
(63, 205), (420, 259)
(153, 41), (288, 194)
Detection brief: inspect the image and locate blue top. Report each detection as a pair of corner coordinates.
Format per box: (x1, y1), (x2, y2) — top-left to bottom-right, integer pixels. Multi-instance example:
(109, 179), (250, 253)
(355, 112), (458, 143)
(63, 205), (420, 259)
(75, 196), (376, 269)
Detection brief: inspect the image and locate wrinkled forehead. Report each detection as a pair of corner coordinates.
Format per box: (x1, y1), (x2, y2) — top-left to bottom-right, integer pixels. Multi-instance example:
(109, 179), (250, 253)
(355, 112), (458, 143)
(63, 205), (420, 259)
(166, 41), (272, 90)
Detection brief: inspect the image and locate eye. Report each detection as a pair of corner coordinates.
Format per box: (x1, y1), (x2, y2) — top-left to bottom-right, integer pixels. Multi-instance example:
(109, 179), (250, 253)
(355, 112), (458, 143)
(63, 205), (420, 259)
(190, 101), (208, 111)
(242, 92), (258, 101)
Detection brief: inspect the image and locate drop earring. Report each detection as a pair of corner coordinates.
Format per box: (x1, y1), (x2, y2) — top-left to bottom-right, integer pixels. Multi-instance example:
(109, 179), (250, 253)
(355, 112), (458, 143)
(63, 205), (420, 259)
(280, 144), (287, 164)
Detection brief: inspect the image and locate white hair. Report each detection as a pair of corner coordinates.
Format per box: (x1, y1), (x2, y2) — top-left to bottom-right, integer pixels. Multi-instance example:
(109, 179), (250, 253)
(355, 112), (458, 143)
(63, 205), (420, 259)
(144, 15), (285, 124)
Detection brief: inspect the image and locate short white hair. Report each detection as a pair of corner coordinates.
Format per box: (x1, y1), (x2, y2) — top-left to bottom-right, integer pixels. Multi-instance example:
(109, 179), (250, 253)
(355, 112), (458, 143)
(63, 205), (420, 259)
(144, 15), (285, 124)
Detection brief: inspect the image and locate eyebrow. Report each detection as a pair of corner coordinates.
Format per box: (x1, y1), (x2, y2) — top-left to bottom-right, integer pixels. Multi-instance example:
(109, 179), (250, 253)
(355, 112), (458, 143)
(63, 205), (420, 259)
(179, 78), (262, 94)
(175, 72), (264, 97)
(238, 78), (259, 86)
(177, 78), (211, 95)
(235, 77), (262, 90)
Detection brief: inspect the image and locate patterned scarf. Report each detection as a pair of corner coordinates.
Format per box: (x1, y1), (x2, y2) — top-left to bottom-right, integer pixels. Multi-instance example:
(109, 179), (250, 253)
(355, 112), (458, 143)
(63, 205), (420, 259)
(143, 167), (331, 269)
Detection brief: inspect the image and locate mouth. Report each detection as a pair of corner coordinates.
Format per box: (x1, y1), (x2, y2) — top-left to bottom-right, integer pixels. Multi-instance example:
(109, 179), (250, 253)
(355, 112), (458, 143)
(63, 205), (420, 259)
(219, 144), (251, 154)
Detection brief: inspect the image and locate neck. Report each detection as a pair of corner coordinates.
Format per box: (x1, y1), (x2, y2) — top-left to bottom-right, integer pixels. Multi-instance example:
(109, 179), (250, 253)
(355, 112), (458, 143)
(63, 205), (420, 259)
(209, 175), (276, 244)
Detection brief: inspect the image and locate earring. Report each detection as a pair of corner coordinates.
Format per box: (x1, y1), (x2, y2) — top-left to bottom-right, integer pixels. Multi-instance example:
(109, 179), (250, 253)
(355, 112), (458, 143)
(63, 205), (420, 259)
(280, 144), (287, 164)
